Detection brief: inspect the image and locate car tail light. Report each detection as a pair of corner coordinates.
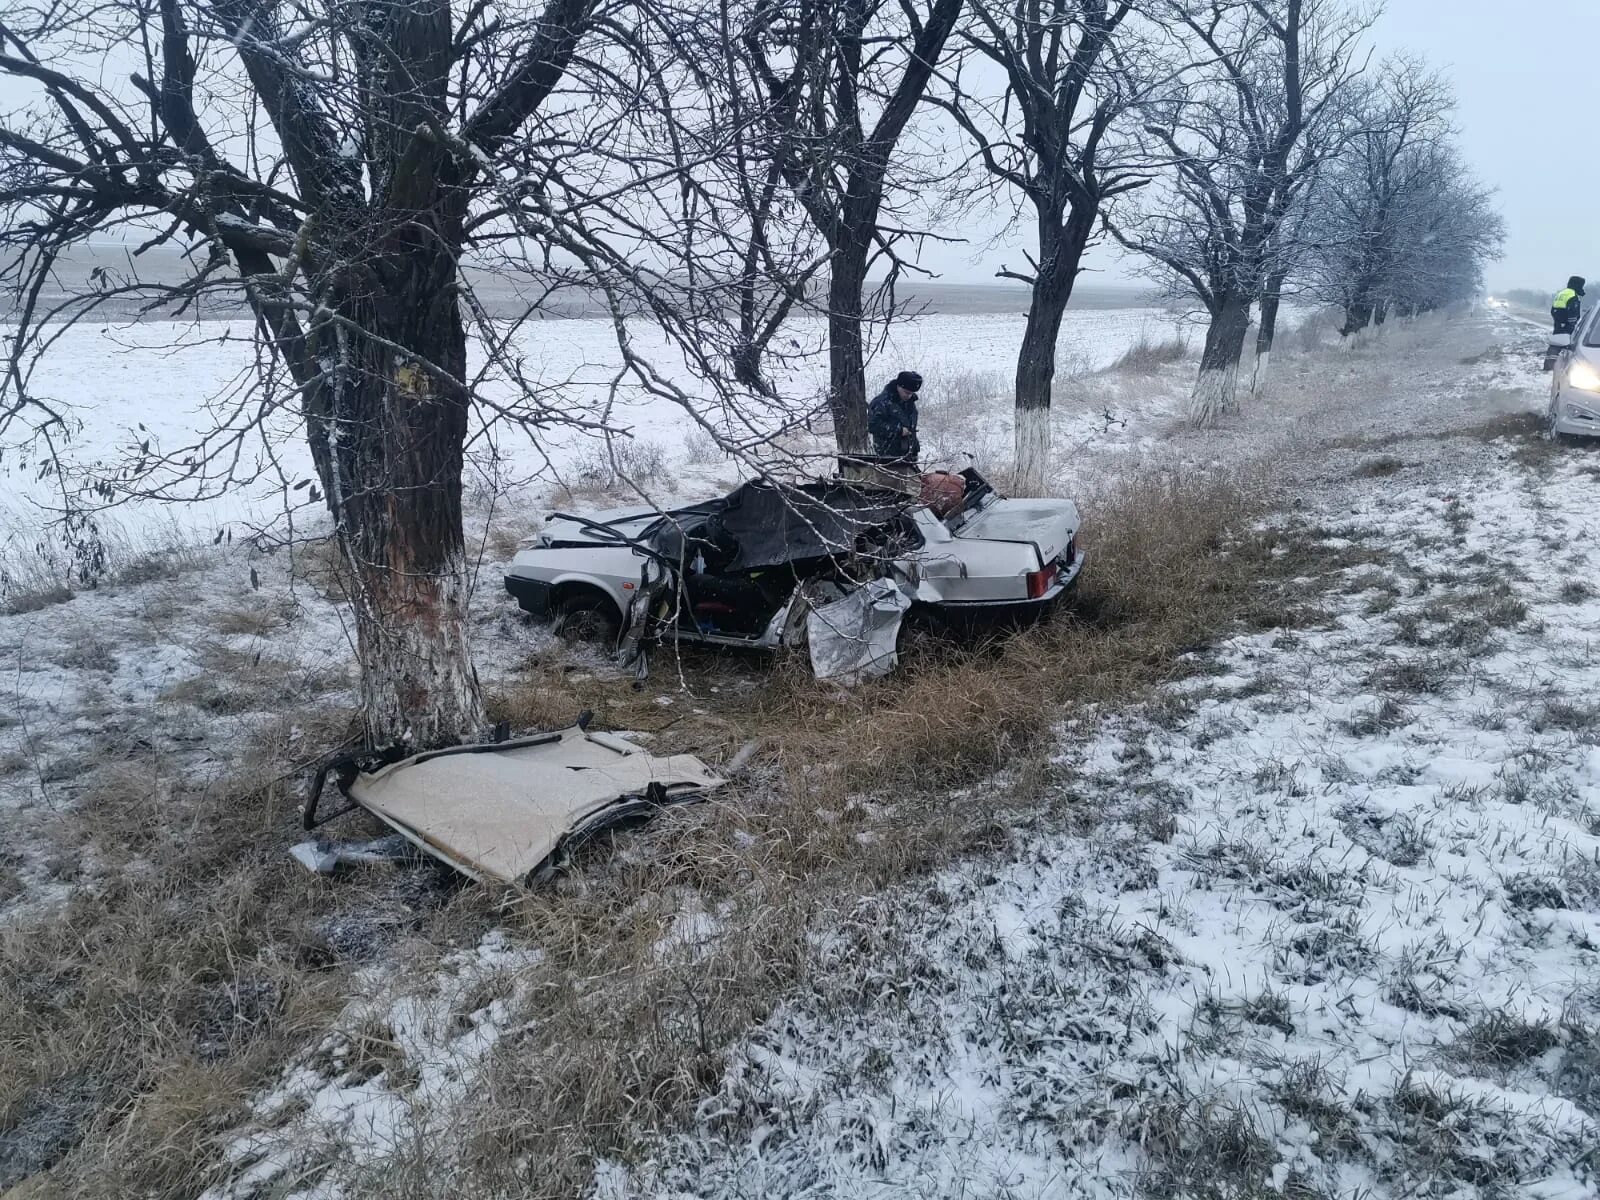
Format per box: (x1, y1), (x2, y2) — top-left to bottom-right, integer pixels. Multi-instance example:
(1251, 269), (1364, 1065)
(1026, 562), (1058, 600)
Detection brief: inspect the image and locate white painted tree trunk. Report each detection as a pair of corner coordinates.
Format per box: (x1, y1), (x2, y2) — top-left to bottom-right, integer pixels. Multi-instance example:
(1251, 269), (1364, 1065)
(1249, 350), (1271, 397)
(1190, 363), (1239, 428)
(1014, 405), (1051, 496)
(350, 548), (484, 750)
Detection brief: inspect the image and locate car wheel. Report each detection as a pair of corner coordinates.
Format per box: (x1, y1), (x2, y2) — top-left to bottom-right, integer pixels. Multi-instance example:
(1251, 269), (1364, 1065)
(555, 593), (622, 646)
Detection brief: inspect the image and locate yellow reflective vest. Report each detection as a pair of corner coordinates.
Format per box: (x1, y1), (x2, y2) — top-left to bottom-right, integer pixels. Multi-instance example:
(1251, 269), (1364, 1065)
(1555, 287), (1579, 310)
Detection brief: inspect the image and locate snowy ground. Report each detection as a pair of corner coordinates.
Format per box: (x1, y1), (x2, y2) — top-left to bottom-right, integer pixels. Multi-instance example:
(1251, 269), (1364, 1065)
(6, 304), (1598, 1199)
(587, 317), (1600, 1198)
(603, 457), (1600, 1198)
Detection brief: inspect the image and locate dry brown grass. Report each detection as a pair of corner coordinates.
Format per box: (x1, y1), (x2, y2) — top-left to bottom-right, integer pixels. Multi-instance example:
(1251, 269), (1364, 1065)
(159, 642), (350, 717)
(0, 706), (483, 1197)
(478, 513), (541, 563)
(1105, 330), (1190, 375)
(349, 463), (1387, 1199)
(1354, 455), (1406, 478)
(0, 583), (74, 617)
(211, 599), (297, 637)
(3, 459), (1377, 1199)
(289, 535), (353, 603)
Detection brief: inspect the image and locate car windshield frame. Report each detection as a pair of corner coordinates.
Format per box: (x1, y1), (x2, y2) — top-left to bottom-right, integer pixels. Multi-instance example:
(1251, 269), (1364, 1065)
(1583, 308), (1600, 348)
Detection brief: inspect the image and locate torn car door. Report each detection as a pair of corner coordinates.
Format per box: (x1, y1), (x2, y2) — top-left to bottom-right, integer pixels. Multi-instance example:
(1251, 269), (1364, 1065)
(806, 577), (914, 684)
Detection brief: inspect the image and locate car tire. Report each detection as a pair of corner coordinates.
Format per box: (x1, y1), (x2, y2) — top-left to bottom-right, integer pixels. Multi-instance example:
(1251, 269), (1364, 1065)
(555, 592), (622, 646)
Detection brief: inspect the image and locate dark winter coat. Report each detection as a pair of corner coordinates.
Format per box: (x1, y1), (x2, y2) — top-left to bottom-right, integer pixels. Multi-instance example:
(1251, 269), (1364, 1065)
(1553, 276), (1586, 334)
(867, 382), (919, 462)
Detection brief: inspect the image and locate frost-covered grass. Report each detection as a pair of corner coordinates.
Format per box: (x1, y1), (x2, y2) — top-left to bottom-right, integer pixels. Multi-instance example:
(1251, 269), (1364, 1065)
(585, 366), (1600, 1200)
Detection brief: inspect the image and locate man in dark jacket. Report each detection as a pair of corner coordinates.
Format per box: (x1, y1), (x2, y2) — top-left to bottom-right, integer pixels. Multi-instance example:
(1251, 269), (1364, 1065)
(1552, 275), (1586, 335)
(867, 370), (922, 463)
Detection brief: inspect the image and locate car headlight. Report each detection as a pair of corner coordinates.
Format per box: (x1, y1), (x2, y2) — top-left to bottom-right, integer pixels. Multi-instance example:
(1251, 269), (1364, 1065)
(1567, 359), (1600, 391)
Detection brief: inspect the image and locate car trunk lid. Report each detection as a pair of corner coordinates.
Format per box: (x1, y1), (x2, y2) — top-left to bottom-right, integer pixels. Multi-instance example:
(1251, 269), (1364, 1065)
(952, 497), (1078, 565)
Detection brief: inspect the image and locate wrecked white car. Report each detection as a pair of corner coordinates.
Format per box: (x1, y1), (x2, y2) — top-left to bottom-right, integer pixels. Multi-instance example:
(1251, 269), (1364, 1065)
(503, 467), (1083, 678)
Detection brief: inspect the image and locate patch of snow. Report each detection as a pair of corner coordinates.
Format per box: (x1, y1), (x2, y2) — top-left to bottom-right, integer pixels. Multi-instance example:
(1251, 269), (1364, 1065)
(200, 931), (541, 1200)
(593, 314), (1600, 1199)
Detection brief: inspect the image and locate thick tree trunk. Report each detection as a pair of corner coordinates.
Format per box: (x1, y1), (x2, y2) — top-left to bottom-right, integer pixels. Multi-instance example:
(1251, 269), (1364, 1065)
(1013, 225), (1085, 494)
(1252, 270), (1287, 396)
(315, 247), (485, 750)
(1340, 299), (1374, 338)
(296, 0), (484, 752)
(827, 247), (871, 455)
(1191, 292), (1253, 427)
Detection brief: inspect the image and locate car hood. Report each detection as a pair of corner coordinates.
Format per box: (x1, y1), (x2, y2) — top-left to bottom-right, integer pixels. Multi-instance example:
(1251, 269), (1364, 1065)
(953, 497), (1080, 563)
(541, 507), (676, 545)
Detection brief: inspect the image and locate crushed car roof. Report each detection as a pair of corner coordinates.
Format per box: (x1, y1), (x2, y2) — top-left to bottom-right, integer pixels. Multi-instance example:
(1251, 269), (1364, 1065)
(711, 479), (910, 571)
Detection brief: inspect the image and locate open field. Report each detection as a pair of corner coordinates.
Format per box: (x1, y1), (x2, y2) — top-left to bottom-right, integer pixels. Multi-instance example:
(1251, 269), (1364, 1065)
(0, 299), (1191, 553)
(0, 244), (1156, 322)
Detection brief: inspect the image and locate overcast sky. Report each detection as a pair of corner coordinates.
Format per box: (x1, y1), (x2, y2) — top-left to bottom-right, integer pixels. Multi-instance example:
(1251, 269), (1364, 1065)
(931, 0), (1600, 294)
(3, 0), (1590, 296)
(1374, 0), (1600, 293)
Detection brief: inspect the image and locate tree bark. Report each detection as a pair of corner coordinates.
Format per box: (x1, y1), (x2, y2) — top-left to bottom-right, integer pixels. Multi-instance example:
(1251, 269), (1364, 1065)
(1013, 222), (1087, 494)
(1340, 298), (1374, 338)
(1191, 291), (1252, 427)
(311, 239), (485, 750)
(827, 245), (871, 455)
(1251, 269), (1287, 396)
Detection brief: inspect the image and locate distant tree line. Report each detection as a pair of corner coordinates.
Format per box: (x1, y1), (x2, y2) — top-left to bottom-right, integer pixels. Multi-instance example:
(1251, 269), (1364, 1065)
(0, 0), (1504, 745)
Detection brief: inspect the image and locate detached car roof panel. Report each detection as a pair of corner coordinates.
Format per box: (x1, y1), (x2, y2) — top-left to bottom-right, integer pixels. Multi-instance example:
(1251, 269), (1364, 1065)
(344, 725), (722, 884)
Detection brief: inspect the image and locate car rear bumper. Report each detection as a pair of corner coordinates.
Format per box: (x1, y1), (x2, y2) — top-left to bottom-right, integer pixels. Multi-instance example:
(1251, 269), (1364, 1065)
(925, 556), (1083, 627)
(504, 574), (555, 618)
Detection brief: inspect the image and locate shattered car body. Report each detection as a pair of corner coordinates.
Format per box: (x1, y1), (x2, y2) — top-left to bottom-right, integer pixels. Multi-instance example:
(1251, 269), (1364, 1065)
(503, 468), (1083, 675)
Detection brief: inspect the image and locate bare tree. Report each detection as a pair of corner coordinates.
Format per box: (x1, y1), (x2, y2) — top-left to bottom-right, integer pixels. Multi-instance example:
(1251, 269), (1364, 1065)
(1349, 142), (1502, 324)
(1113, 0), (1372, 425)
(1248, 189), (1311, 393)
(0, 0), (726, 748)
(742, 0), (966, 453)
(938, 0), (1158, 491)
(1299, 59), (1465, 335)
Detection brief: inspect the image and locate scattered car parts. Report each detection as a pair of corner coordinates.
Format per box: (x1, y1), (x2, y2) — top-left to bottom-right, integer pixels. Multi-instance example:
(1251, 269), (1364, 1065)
(300, 715), (723, 885)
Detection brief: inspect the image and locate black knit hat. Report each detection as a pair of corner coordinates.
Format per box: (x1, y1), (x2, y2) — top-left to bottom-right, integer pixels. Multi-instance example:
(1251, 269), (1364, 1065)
(1571, 276), (1587, 294)
(895, 370), (923, 393)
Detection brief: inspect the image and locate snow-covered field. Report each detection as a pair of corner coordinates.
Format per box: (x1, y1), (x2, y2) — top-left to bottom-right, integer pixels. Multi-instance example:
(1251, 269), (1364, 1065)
(5, 303), (1598, 1199)
(1, 304), (1187, 550)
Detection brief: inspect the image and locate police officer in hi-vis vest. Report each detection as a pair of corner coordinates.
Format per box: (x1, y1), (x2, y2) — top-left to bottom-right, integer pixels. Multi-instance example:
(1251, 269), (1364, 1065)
(1552, 276), (1586, 335)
